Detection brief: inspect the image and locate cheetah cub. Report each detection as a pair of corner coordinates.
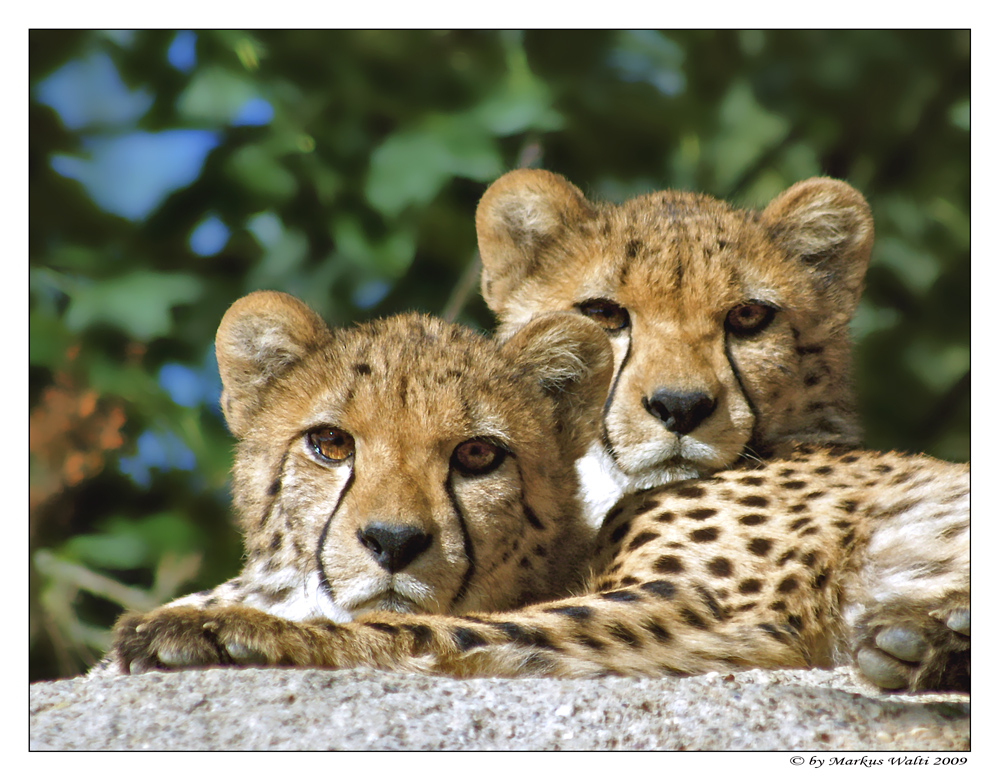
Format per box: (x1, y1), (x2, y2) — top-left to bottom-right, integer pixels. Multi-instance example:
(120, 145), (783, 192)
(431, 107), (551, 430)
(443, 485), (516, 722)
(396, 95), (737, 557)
(101, 291), (613, 674)
(109, 286), (967, 689)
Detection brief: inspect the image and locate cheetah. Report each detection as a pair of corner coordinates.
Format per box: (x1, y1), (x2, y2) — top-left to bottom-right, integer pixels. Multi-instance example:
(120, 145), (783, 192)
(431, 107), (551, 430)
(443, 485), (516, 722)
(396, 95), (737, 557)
(108, 245), (968, 690)
(97, 291), (612, 673)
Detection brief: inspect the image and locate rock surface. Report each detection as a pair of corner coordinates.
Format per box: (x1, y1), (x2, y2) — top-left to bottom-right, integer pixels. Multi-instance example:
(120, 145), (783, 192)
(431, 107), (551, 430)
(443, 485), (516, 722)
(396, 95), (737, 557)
(30, 665), (969, 751)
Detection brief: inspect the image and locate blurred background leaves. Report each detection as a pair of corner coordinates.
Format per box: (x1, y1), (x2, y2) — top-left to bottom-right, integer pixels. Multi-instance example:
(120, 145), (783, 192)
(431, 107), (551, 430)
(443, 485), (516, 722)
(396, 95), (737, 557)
(28, 29), (969, 680)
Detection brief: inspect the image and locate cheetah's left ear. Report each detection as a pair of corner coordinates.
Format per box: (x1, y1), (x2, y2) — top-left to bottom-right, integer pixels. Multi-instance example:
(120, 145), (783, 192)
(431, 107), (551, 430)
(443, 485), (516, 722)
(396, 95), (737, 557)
(762, 177), (874, 314)
(501, 313), (614, 461)
(215, 291), (332, 437)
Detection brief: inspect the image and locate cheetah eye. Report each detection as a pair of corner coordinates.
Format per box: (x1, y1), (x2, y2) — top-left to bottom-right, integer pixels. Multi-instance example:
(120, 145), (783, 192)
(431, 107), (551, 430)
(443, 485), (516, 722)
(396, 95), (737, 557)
(452, 439), (507, 476)
(725, 302), (776, 337)
(306, 427), (355, 463)
(577, 298), (630, 331)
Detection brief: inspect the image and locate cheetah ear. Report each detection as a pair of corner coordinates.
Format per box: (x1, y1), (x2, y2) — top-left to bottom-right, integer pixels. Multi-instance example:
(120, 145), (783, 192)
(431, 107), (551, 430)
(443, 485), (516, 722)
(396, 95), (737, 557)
(500, 312), (614, 461)
(215, 291), (331, 437)
(477, 169), (594, 313)
(762, 177), (874, 314)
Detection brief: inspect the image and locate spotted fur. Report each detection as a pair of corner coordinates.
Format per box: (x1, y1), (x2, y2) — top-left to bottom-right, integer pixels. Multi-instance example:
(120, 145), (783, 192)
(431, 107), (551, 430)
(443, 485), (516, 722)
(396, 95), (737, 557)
(106, 175), (969, 692)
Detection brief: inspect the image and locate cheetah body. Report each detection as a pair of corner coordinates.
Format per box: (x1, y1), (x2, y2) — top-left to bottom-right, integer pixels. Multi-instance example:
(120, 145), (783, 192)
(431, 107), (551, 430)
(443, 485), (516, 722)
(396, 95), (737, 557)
(107, 173), (970, 691)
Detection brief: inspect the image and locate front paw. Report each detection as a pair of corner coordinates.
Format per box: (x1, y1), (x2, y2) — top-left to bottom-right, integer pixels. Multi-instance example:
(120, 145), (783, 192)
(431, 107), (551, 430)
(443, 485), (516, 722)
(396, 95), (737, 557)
(853, 597), (969, 692)
(112, 605), (298, 674)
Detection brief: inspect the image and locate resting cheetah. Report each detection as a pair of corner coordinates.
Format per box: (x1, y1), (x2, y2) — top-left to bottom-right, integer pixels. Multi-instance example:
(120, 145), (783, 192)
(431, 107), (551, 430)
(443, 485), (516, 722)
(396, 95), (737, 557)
(108, 277), (968, 689)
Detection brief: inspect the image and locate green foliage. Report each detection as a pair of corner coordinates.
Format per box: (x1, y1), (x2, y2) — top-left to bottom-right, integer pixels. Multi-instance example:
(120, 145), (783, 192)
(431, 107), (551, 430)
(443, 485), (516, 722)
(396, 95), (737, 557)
(28, 30), (969, 681)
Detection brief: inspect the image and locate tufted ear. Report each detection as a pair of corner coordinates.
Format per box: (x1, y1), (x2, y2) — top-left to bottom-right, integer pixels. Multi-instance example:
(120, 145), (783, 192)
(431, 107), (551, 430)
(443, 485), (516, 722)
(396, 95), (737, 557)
(500, 312), (614, 461)
(477, 169), (594, 312)
(215, 291), (331, 437)
(762, 177), (874, 315)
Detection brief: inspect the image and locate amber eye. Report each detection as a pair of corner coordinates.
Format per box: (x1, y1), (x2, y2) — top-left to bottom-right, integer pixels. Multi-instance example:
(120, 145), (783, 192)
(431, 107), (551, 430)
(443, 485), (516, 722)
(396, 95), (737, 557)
(306, 427), (355, 463)
(725, 303), (776, 337)
(577, 298), (630, 331)
(452, 439), (507, 476)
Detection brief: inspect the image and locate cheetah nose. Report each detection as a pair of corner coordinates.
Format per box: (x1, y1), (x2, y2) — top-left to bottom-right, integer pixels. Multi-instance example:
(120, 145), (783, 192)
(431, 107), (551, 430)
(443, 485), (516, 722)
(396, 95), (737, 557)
(357, 523), (432, 573)
(642, 389), (717, 436)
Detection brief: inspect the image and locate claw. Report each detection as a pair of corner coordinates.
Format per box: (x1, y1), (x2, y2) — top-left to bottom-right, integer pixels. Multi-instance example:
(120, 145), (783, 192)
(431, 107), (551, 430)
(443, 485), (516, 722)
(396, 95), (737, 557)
(875, 626), (927, 663)
(946, 608), (970, 636)
(857, 647), (910, 690)
(225, 641), (269, 665)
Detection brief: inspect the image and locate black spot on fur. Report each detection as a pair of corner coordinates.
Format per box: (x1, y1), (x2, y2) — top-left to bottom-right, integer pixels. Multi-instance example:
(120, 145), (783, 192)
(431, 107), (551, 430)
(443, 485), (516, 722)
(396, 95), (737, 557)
(573, 632), (608, 652)
(696, 586), (724, 621)
(838, 499), (859, 513)
(656, 511), (676, 523)
(707, 557), (732, 577)
(627, 531), (659, 551)
(353, 362), (372, 375)
(778, 549), (798, 565)
(269, 532), (282, 551)
(738, 476), (765, 486)
(496, 622), (557, 650)
(655, 555), (684, 574)
(643, 618), (672, 643)
(267, 478), (281, 496)
(800, 551), (817, 567)
(602, 506), (624, 528)
(687, 507), (718, 520)
(739, 514), (768, 526)
(748, 538), (773, 556)
(781, 481), (807, 490)
(739, 579), (763, 595)
(610, 521), (632, 544)
(524, 506), (545, 530)
(366, 622), (400, 635)
(601, 589), (641, 602)
(682, 608), (708, 629)
(758, 623), (791, 643)
(840, 454), (860, 463)
(739, 495), (769, 508)
(769, 600), (787, 612)
(789, 517), (812, 531)
(690, 527), (720, 543)
(777, 577), (799, 593)
(675, 484), (706, 499)
(544, 605), (593, 622)
(453, 627), (489, 652)
(640, 580), (677, 600)
(608, 623), (642, 647)
(403, 624), (433, 652)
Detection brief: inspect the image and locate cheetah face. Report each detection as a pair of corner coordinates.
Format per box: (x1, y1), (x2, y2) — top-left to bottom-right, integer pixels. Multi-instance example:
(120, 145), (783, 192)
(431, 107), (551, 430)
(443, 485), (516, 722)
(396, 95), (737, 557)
(477, 170), (873, 518)
(214, 293), (611, 622)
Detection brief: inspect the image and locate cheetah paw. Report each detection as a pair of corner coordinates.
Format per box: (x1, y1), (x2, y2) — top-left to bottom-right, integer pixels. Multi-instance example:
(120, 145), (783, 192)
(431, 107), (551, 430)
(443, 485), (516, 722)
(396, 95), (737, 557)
(111, 605), (299, 674)
(854, 600), (969, 692)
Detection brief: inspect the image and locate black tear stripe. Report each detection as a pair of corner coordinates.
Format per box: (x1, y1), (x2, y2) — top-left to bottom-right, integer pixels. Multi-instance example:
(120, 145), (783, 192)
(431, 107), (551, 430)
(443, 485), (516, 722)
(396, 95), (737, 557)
(256, 449), (291, 533)
(600, 332), (632, 468)
(315, 469), (356, 603)
(723, 334), (760, 458)
(514, 463), (545, 531)
(445, 477), (477, 609)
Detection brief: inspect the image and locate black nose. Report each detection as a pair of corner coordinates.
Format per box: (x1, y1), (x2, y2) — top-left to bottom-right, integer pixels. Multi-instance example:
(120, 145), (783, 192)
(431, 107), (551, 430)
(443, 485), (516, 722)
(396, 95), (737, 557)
(642, 389), (717, 435)
(357, 523), (432, 573)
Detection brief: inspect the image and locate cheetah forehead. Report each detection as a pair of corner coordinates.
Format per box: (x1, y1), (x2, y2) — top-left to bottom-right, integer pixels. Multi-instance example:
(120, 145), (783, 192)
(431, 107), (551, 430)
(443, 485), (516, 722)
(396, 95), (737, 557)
(264, 313), (545, 441)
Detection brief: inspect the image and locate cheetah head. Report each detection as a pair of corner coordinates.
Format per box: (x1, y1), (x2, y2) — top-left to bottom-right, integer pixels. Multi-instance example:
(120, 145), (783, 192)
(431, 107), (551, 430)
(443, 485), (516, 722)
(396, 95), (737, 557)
(477, 170), (874, 521)
(214, 292), (613, 621)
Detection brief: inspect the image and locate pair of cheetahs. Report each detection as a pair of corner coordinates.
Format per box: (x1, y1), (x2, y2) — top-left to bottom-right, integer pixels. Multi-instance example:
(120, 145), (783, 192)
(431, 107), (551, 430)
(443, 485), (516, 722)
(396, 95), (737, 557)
(99, 170), (970, 692)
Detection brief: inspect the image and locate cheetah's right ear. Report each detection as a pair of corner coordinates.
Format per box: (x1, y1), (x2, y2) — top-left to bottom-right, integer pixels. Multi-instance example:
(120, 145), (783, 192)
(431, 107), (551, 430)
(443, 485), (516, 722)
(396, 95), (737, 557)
(215, 291), (331, 437)
(477, 169), (594, 313)
(500, 312), (614, 461)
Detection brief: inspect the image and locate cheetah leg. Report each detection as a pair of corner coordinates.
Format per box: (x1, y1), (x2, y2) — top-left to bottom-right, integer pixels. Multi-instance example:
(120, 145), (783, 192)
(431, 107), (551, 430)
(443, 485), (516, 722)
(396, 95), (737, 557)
(112, 586), (813, 678)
